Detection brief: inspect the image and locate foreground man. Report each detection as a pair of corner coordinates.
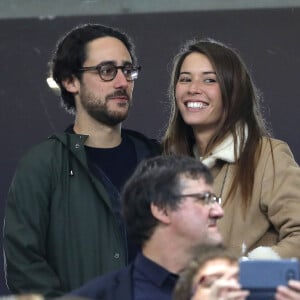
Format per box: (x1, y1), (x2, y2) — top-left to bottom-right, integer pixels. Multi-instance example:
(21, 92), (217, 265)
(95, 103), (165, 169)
(69, 155), (224, 300)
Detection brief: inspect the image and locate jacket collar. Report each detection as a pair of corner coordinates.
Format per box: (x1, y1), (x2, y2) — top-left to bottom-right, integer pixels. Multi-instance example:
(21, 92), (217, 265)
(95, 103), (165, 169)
(193, 125), (248, 168)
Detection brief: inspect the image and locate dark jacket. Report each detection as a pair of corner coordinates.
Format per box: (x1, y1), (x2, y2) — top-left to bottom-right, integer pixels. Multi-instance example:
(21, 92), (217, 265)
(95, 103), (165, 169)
(69, 264), (134, 300)
(3, 129), (160, 298)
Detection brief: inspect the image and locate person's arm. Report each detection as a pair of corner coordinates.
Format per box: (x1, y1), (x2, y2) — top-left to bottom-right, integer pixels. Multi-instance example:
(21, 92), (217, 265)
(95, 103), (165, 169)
(276, 280), (300, 300)
(260, 140), (300, 258)
(3, 145), (64, 297)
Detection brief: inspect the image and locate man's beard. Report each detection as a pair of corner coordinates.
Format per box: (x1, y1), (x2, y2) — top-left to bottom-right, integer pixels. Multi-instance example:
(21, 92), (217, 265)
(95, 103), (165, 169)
(80, 89), (131, 126)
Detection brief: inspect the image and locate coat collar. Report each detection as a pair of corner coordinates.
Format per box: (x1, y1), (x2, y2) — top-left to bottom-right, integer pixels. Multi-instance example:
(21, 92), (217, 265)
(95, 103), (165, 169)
(193, 125), (248, 168)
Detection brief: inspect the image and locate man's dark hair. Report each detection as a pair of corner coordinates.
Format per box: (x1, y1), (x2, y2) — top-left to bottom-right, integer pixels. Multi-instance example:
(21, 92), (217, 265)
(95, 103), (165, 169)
(50, 23), (136, 114)
(122, 155), (213, 248)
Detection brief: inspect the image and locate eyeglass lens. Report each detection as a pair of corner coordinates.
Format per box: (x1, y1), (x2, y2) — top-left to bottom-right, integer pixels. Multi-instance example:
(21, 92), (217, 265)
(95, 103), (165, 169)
(205, 193), (221, 205)
(98, 63), (139, 81)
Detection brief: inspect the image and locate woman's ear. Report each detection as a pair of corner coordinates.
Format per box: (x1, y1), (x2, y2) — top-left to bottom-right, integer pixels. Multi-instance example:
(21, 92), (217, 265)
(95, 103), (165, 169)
(61, 76), (80, 94)
(150, 203), (171, 225)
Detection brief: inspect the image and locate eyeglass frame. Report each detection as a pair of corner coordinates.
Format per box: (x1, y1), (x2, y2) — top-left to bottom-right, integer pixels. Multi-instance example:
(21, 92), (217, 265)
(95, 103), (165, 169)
(173, 192), (222, 206)
(77, 62), (142, 82)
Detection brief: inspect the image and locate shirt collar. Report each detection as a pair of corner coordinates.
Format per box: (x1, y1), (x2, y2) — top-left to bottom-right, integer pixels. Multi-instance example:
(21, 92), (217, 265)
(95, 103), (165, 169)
(134, 252), (178, 287)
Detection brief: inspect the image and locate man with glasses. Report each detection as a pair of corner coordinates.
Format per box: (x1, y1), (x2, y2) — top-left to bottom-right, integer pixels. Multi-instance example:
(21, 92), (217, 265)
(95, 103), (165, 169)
(68, 155), (224, 300)
(3, 24), (160, 297)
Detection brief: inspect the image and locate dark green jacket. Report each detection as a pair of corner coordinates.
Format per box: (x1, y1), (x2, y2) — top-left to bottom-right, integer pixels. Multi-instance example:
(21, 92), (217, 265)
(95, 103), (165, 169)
(3, 129), (160, 298)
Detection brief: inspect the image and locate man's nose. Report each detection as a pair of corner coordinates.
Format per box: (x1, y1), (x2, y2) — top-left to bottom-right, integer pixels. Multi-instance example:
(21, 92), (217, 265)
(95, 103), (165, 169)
(210, 202), (224, 219)
(113, 69), (129, 88)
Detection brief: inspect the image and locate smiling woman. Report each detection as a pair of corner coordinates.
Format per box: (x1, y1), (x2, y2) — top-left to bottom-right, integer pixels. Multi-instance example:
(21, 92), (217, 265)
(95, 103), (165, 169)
(162, 38), (300, 260)
(175, 52), (223, 133)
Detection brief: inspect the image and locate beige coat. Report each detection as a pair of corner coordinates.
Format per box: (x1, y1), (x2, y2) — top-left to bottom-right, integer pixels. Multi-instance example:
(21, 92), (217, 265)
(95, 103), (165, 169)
(212, 137), (300, 258)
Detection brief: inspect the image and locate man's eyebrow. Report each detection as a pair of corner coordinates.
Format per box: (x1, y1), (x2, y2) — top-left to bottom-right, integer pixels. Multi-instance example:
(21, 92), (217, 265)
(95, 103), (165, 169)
(96, 60), (133, 65)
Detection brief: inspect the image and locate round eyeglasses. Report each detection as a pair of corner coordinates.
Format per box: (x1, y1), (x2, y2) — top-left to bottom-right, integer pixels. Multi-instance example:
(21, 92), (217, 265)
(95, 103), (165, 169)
(174, 192), (222, 206)
(78, 62), (141, 82)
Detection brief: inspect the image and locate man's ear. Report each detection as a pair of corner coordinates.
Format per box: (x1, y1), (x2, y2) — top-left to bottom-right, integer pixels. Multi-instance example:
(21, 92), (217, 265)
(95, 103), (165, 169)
(150, 203), (171, 225)
(61, 76), (80, 94)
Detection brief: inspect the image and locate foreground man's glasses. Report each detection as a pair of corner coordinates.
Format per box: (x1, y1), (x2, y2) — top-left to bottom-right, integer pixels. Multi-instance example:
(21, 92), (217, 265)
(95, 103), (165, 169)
(174, 192), (222, 205)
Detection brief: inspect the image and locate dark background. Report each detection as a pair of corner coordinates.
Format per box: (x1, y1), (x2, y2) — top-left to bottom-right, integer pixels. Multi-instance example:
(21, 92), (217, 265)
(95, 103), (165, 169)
(0, 8), (300, 294)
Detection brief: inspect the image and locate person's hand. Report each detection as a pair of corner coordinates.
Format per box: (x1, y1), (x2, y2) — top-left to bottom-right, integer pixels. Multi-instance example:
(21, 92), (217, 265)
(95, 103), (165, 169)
(275, 280), (300, 300)
(208, 268), (249, 300)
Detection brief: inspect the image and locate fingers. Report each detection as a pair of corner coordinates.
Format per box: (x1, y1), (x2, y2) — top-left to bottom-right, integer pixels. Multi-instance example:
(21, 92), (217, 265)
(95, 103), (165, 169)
(288, 280), (300, 292)
(218, 290), (249, 300)
(275, 287), (297, 300)
(275, 281), (300, 300)
(209, 278), (249, 300)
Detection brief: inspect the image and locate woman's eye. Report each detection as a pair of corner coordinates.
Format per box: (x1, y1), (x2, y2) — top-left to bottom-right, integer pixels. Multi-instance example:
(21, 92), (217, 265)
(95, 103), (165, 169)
(204, 78), (217, 83)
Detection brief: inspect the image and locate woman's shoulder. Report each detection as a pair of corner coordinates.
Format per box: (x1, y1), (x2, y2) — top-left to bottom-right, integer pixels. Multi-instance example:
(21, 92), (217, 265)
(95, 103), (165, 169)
(260, 136), (291, 151)
(259, 137), (298, 166)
